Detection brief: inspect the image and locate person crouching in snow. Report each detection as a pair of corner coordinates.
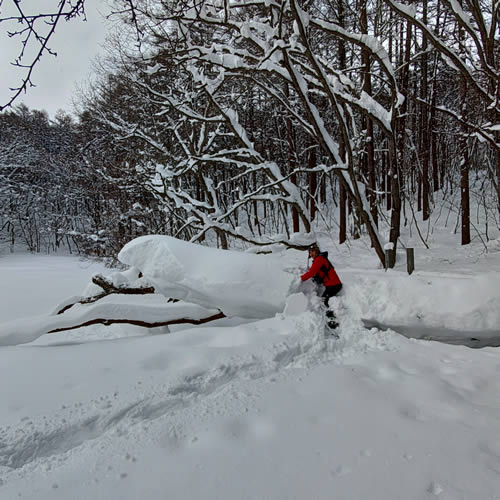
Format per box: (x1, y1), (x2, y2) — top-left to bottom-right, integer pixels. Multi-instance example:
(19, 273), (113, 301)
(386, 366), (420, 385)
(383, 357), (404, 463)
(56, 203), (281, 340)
(301, 243), (342, 327)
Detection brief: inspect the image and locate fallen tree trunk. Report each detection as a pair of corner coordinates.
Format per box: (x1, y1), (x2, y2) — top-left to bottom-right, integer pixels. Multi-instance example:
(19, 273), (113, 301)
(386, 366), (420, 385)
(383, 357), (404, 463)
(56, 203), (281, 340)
(48, 311), (226, 334)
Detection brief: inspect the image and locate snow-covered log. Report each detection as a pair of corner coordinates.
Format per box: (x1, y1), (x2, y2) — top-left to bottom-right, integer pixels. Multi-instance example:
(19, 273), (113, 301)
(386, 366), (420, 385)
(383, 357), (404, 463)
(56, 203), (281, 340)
(0, 236), (302, 346)
(118, 235), (300, 319)
(0, 295), (224, 347)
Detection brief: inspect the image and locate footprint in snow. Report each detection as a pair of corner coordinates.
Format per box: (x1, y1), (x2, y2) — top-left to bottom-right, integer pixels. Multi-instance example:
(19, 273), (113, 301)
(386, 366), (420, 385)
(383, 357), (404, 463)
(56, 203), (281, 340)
(330, 464), (351, 477)
(427, 482), (444, 496)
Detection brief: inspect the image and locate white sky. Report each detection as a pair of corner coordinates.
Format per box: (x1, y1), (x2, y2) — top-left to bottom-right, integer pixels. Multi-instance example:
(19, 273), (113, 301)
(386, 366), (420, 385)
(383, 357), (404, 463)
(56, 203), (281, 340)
(0, 0), (111, 118)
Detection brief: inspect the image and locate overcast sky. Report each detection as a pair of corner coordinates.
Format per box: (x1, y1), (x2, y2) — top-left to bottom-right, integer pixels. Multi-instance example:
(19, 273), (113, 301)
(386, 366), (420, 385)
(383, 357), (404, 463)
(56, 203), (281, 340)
(0, 1), (111, 118)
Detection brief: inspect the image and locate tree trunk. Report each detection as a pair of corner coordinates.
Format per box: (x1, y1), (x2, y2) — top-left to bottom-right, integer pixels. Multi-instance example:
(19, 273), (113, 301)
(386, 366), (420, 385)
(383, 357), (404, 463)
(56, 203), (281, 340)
(308, 144), (317, 221)
(459, 18), (470, 245)
(421, 0), (430, 220)
(360, 0), (377, 227)
(338, 2), (347, 245)
(388, 140), (401, 268)
(390, 19), (412, 266)
(430, 0), (441, 193)
(285, 84), (300, 233)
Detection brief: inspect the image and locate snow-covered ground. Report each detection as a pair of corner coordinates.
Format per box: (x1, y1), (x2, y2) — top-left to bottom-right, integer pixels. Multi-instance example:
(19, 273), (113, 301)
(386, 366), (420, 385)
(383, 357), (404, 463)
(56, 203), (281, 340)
(0, 254), (109, 323)
(1, 230), (500, 499)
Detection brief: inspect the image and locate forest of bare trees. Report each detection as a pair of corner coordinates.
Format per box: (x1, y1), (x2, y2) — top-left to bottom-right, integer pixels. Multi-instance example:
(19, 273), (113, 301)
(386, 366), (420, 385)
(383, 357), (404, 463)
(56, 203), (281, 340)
(1, 0), (498, 266)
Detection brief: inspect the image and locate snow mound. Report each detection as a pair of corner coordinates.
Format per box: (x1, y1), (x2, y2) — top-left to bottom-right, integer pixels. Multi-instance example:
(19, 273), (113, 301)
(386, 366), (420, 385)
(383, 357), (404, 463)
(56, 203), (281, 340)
(283, 293), (310, 316)
(118, 235), (300, 318)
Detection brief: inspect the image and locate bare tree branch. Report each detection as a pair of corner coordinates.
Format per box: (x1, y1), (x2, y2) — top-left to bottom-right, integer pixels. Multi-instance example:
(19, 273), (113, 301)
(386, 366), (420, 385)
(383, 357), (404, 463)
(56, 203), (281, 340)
(56, 274), (156, 314)
(0, 0), (86, 110)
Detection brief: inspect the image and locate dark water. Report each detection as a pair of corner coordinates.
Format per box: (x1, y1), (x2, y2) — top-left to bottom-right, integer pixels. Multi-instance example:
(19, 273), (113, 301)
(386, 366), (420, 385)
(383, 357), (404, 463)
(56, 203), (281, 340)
(362, 319), (500, 349)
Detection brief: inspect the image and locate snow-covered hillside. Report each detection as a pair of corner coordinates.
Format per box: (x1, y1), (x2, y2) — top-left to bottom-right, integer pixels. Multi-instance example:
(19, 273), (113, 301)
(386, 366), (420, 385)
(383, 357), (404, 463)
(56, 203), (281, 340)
(0, 232), (499, 499)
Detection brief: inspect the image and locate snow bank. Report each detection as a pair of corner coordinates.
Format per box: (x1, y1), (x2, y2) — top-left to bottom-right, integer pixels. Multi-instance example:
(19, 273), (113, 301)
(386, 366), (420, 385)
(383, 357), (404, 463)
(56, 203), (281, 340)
(344, 270), (500, 333)
(118, 235), (300, 318)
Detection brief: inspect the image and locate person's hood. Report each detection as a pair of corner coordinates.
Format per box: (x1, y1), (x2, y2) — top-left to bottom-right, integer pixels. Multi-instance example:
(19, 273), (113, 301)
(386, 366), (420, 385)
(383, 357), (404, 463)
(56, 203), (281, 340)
(319, 251), (329, 259)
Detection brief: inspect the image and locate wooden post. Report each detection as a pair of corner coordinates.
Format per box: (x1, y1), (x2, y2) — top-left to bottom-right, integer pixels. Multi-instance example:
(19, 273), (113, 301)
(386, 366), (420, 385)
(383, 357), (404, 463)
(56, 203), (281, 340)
(406, 247), (415, 275)
(385, 249), (391, 271)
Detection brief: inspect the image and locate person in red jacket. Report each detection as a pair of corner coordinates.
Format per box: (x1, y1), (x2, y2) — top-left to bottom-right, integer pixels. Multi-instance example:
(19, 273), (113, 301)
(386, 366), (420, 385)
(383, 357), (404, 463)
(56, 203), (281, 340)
(301, 242), (342, 308)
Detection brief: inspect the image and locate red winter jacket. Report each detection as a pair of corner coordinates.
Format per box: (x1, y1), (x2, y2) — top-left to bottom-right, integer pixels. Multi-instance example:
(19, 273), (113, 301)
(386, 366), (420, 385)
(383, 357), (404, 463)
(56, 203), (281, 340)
(301, 253), (341, 287)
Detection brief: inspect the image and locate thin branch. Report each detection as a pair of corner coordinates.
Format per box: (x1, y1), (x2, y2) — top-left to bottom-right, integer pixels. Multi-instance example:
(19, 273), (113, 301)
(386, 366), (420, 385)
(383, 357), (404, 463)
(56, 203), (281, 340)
(0, 0), (86, 110)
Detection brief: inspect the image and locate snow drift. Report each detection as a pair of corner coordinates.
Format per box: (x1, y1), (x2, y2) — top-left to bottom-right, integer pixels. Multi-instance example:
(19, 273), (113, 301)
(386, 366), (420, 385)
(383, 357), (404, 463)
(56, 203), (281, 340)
(118, 235), (301, 318)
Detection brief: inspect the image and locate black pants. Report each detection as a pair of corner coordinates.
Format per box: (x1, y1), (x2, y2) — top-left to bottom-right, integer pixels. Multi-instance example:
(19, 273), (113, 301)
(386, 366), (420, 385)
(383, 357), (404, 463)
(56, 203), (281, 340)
(322, 283), (343, 307)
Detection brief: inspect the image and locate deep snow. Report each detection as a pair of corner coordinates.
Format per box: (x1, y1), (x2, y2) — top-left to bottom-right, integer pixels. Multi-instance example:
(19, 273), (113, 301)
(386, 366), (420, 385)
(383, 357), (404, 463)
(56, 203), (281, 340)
(0, 232), (500, 499)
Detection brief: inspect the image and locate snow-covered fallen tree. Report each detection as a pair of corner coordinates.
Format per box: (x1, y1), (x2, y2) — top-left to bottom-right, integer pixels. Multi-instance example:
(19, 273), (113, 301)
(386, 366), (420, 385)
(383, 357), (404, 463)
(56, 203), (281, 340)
(0, 295), (225, 347)
(0, 235), (304, 346)
(117, 235), (300, 319)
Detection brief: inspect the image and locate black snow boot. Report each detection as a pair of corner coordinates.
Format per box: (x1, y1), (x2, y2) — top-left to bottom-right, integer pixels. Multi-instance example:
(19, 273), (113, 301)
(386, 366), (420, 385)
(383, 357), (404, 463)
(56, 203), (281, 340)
(325, 310), (339, 330)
